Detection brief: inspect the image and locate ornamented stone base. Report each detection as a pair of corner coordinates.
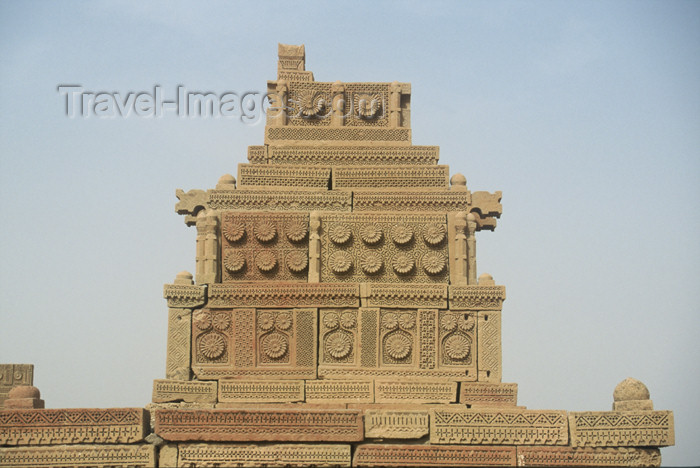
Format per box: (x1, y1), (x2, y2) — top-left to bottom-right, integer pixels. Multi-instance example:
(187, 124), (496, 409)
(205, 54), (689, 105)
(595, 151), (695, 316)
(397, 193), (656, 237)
(176, 443), (351, 467)
(353, 444), (517, 467)
(0, 444), (156, 468)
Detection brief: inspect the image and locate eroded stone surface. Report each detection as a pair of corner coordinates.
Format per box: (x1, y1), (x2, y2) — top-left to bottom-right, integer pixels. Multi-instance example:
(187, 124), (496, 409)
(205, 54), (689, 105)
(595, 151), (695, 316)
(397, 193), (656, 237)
(353, 444), (516, 467)
(177, 443), (351, 467)
(459, 382), (518, 407)
(152, 379), (217, 403)
(0, 365), (33, 408)
(375, 381), (457, 404)
(569, 411), (674, 447)
(0, 444), (156, 468)
(516, 446), (661, 467)
(305, 380), (373, 403)
(363, 410), (429, 439)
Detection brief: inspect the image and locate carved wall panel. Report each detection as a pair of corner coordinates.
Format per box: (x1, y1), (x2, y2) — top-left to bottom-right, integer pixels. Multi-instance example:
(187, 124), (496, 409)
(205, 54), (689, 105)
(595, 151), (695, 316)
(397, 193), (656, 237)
(319, 309), (359, 366)
(192, 308), (317, 380)
(332, 166), (449, 191)
(267, 145), (439, 166)
(221, 212), (308, 282)
(438, 310), (476, 369)
(320, 214), (448, 284)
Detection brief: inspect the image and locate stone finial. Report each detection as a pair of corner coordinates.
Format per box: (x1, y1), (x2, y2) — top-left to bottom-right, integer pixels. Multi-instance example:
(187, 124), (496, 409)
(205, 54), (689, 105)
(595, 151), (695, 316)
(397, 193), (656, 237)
(278, 43), (305, 71)
(450, 173), (467, 191)
(216, 174), (236, 190)
(173, 271), (194, 285)
(5, 385), (44, 409)
(478, 273), (495, 286)
(613, 377), (653, 411)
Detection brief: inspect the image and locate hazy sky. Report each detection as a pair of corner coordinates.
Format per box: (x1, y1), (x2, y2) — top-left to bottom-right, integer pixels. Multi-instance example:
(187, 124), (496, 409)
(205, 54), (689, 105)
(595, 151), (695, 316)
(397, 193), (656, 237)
(1, 1), (698, 465)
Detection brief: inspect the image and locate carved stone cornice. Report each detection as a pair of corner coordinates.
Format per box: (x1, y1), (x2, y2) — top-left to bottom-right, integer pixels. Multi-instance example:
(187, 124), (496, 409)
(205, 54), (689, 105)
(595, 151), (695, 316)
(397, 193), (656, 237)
(208, 283), (359, 308)
(360, 283), (447, 308)
(449, 285), (506, 310)
(163, 284), (207, 308)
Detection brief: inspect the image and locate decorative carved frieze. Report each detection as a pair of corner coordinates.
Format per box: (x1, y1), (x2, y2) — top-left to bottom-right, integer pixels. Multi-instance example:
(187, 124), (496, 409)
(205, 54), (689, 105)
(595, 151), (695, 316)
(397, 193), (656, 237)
(0, 444), (156, 468)
(208, 283), (359, 308)
(360, 283), (448, 308)
(459, 383), (518, 407)
(516, 446), (661, 467)
(152, 379), (217, 403)
(177, 443), (351, 468)
(237, 164), (330, 190)
(430, 409), (568, 445)
(364, 410), (429, 439)
(333, 166), (449, 191)
(477, 311), (502, 382)
(449, 285), (506, 310)
(438, 310), (476, 370)
(0, 365), (33, 407)
(375, 381), (457, 404)
(0, 408), (149, 445)
(165, 308), (192, 380)
(267, 146), (439, 166)
(568, 411), (674, 447)
(266, 127), (411, 145)
(209, 189), (352, 212)
(247, 145), (267, 164)
(218, 380), (305, 403)
(353, 444), (517, 467)
(305, 380), (373, 403)
(353, 191), (470, 212)
(155, 408), (364, 442)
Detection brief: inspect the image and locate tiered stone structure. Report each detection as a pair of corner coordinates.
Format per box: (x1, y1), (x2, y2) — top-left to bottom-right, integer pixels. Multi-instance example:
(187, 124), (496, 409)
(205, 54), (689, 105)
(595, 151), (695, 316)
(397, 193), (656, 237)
(0, 45), (674, 467)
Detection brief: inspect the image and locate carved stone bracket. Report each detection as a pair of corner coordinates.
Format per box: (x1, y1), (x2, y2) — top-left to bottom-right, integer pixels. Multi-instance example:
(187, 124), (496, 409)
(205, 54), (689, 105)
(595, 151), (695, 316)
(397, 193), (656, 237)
(449, 285), (506, 310)
(163, 284), (207, 309)
(360, 283), (447, 309)
(208, 283), (359, 308)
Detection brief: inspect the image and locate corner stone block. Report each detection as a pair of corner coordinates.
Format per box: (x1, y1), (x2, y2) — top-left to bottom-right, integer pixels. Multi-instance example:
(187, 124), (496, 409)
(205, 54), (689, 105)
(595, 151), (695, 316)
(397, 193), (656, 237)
(152, 379), (217, 404)
(0, 444), (156, 468)
(353, 444), (516, 467)
(568, 411), (674, 447)
(516, 446), (661, 467)
(177, 443), (352, 468)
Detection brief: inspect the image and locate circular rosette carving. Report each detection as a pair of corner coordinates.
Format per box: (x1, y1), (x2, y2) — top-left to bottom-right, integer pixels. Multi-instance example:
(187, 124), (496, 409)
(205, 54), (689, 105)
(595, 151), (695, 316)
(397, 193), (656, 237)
(223, 218), (246, 243)
(384, 332), (412, 360)
(259, 312), (275, 331)
(392, 253), (414, 274)
(328, 223), (352, 244)
(399, 313), (415, 330)
(360, 223), (383, 245)
(255, 250), (277, 272)
(199, 333), (225, 360)
(444, 334), (471, 360)
(340, 311), (356, 329)
(285, 219), (308, 242)
(423, 223), (446, 245)
(261, 332), (288, 359)
(360, 250), (383, 274)
(323, 312), (340, 330)
(298, 89), (327, 117)
(223, 251), (246, 273)
(422, 251), (446, 275)
(326, 331), (353, 359)
(355, 93), (382, 119)
(381, 312), (398, 330)
(285, 250), (308, 273)
(212, 312), (231, 331)
(329, 251), (353, 274)
(391, 224), (413, 245)
(276, 312), (292, 331)
(254, 220), (277, 242)
(194, 312), (212, 330)
(458, 315), (475, 332)
(440, 314), (457, 332)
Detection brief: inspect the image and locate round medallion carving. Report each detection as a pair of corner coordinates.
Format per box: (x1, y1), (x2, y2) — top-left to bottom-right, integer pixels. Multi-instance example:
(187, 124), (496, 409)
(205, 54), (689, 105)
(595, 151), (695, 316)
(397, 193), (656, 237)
(392, 253), (414, 274)
(326, 331), (352, 359)
(223, 251), (246, 273)
(285, 250), (308, 273)
(381, 312), (398, 330)
(423, 223), (446, 245)
(261, 332), (288, 359)
(255, 250), (277, 272)
(254, 220), (277, 242)
(385, 333), (412, 360)
(399, 313), (415, 330)
(340, 311), (356, 329)
(199, 333), (225, 360)
(440, 314), (457, 332)
(329, 251), (353, 273)
(444, 334), (471, 360)
(259, 312), (275, 331)
(276, 312), (292, 331)
(328, 223), (352, 244)
(360, 251), (383, 274)
(422, 251), (446, 275)
(194, 312), (212, 330)
(323, 312), (340, 330)
(285, 219), (308, 242)
(298, 90), (327, 117)
(212, 312), (231, 331)
(355, 93), (382, 119)
(458, 315), (475, 331)
(360, 223), (383, 244)
(391, 223), (413, 245)
(223, 219), (246, 242)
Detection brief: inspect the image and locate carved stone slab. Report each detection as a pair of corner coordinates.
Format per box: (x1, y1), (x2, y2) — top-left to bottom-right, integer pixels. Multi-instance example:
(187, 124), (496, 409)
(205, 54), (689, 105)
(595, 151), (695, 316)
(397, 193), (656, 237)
(430, 409), (568, 445)
(353, 191), (470, 212)
(305, 380), (373, 403)
(516, 446), (661, 467)
(0, 444), (156, 468)
(0, 365), (33, 407)
(208, 283), (359, 308)
(449, 285), (506, 310)
(176, 443), (352, 467)
(375, 381), (457, 404)
(152, 379), (217, 403)
(219, 380), (305, 403)
(360, 283), (448, 308)
(265, 127), (411, 146)
(237, 164), (330, 190)
(266, 145), (439, 166)
(353, 444), (517, 467)
(332, 166), (449, 191)
(568, 411), (674, 447)
(364, 410), (429, 439)
(0, 408), (149, 445)
(163, 284), (206, 308)
(209, 189), (352, 212)
(155, 408), (364, 442)
(459, 383), (518, 407)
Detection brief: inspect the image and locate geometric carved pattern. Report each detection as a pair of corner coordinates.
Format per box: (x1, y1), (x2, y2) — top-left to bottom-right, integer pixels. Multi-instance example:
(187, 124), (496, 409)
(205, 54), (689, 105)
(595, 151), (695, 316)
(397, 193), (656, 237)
(218, 380), (304, 403)
(568, 411), (674, 448)
(234, 309), (255, 368)
(517, 446), (662, 467)
(209, 190), (352, 212)
(360, 308), (378, 368)
(152, 379), (217, 403)
(305, 380), (373, 403)
(450, 285), (506, 310)
(0, 408), (149, 445)
(208, 283), (359, 308)
(0, 444), (157, 468)
(266, 127), (411, 144)
(267, 145), (439, 166)
(176, 443), (351, 468)
(364, 410), (429, 439)
(154, 408), (364, 442)
(353, 191), (470, 212)
(375, 381), (457, 404)
(477, 311), (502, 382)
(353, 444), (517, 467)
(332, 166), (449, 191)
(165, 308), (191, 380)
(430, 409), (568, 445)
(419, 309), (437, 369)
(459, 383), (518, 408)
(237, 164), (330, 190)
(362, 283), (448, 309)
(0, 364), (33, 407)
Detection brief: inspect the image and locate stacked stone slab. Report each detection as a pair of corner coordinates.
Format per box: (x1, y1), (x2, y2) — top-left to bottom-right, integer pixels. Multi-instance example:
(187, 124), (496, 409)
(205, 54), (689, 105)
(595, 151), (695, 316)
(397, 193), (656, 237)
(0, 45), (675, 467)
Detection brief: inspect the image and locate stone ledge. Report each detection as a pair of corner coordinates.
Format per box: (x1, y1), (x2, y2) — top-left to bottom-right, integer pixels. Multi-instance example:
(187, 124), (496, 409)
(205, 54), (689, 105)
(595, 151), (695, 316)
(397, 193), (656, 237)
(353, 444), (516, 467)
(0, 444), (156, 468)
(516, 446), (661, 467)
(152, 379), (217, 404)
(208, 283), (360, 308)
(176, 442), (351, 467)
(568, 410), (674, 447)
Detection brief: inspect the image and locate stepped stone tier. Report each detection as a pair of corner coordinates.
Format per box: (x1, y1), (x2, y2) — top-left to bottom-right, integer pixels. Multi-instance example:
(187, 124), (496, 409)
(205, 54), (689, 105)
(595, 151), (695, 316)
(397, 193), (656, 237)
(0, 44), (674, 467)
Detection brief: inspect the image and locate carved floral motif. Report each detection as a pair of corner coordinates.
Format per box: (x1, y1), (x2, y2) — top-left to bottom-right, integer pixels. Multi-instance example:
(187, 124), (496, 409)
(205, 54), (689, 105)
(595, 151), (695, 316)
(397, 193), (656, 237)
(261, 332), (288, 359)
(385, 333), (412, 360)
(285, 250), (308, 273)
(361, 250), (383, 274)
(199, 333), (226, 360)
(422, 251), (446, 275)
(285, 219), (308, 242)
(360, 223), (383, 244)
(224, 251), (246, 273)
(391, 223), (413, 245)
(444, 334), (471, 360)
(423, 223), (446, 245)
(223, 217), (246, 242)
(355, 93), (382, 119)
(212, 312), (231, 331)
(255, 250), (277, 272)
(254, 220), (277, 242)
(393, 253), (414, 274)
(328, 223), (352, 244)
(326, 331), (353, 359)
(329, 251), (353, 273)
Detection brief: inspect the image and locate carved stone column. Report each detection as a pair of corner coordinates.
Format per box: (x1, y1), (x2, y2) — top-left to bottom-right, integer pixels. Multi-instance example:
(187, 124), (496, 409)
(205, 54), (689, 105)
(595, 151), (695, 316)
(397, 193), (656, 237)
(195, 210), (219, 285)
(331, 80), (345, 127)
(309, 211), (321, 282)
(389, 81), (402, 127)
(466, 212), (478, 285)
(272, 79), (288, 126)
(449, 211), (468, 285)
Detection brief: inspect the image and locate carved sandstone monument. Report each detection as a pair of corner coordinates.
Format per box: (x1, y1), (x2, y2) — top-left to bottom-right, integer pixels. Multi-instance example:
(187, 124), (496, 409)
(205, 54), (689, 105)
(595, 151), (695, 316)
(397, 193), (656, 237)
(0, 44), (674, 467)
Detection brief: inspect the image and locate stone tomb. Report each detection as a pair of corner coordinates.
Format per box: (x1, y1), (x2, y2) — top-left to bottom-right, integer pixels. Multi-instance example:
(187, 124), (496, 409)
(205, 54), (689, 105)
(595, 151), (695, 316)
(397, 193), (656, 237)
(0, 44), (674, 467)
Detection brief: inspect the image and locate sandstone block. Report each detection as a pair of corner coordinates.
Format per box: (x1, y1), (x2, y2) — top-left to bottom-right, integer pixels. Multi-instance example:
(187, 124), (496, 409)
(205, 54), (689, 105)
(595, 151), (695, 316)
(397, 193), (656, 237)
(363, 410), (429, 439)
(155, 408), (364, 442)
(218, 379), (305, 403)
(516, 446), (661, 467)
(238, 163), (331, 190)
(0, 444), (156, 467)
(353, 444), (516, 467)
(177, 443), (351, 467)
(459, 382), (518, 407)
(158, 444), (178, 468)
(305, 380), (373, 403)
(375, 381), (457, 404)
(430, 408), (568, 445)
(0, 365), (33, 407)
(568, 410), (674, 447)
(152, 379), (217, 403)
(0, 408), (149, 445)
(332, 165), (449, 191)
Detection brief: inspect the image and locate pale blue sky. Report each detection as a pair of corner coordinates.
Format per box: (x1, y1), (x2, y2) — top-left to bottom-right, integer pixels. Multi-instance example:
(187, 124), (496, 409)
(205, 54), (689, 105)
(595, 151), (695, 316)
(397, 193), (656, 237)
(1, 1), (698, 465)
